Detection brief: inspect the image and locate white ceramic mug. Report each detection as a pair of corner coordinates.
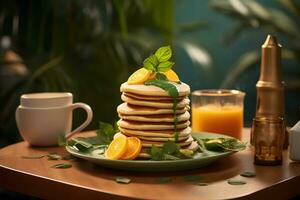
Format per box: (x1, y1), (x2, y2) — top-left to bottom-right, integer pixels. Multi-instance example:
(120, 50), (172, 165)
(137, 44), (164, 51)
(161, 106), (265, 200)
(15, 92), (93, 146)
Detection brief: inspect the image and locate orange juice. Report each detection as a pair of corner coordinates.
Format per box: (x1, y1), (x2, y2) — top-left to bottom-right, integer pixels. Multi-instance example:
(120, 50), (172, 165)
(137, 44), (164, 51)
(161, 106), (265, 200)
(192, 104), (243, 139)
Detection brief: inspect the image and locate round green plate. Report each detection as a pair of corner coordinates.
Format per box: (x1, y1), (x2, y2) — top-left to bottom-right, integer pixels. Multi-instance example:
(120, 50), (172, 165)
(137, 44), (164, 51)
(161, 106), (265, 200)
(66, 132), (239, 172)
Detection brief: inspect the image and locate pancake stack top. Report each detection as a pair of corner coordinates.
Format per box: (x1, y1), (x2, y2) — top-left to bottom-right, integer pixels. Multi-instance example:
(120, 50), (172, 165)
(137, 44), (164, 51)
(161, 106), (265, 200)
(117, 82), (197, 158)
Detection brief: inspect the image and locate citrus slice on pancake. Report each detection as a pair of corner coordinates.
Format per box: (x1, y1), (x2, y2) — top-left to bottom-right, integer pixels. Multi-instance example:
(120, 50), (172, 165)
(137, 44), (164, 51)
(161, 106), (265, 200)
(165, 69), (179, 82)
(122, 137), (142, 160)
(105, 134), (127, 160)
(128, 68), (151, 85)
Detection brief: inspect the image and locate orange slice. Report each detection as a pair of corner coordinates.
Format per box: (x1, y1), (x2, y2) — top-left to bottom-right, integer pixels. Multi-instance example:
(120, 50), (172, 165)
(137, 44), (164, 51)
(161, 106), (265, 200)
(165, 69), (180, 82)
(121, 137), (142, 160)
(128, 68), (151, 85)
(105, 135), (127, 160)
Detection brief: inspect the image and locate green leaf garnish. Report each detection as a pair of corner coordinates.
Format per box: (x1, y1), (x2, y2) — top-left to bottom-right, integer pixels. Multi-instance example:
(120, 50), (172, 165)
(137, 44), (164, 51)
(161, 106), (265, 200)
(143, 45), (174, 74)
(96, 121), (117, 145)
(115, 176), (131, 184)
(51, 163), (72, 169)
(21, 155), (45, 159)
(144, 80), (178, 99)
(149, 141), (192, 161)
(68, 138), (93, 152)
(155, 45), (172, 62)
(227, 179), (246, 185)
(155, 177), (172, 184)
(47, 153), (63, 160)
(143, 54), (158, 71)
(196, 182), (208, 186)
(194, 137), (246, 152)
(155, 72), (168, 81)
(157, 61), (174, 72)
(240, 171), (256, 178)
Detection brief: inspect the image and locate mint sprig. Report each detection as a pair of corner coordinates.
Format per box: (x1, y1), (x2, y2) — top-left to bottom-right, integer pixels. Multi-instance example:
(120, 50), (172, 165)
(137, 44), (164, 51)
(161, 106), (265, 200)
(143, 46), (174, 72)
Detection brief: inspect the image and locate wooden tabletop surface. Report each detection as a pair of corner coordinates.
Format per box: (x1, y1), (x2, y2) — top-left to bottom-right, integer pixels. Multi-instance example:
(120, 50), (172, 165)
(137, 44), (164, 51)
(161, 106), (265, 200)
(0, 129), (300, 200)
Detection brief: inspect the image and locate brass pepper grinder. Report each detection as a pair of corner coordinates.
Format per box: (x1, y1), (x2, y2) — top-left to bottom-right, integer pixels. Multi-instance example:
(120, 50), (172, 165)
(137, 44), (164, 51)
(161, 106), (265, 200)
(251, 34), (286, 165)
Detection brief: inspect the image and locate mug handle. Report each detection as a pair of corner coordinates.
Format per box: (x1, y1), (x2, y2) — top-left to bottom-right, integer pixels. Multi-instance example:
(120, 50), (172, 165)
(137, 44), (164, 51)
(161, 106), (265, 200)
(65, 103), (93, 139)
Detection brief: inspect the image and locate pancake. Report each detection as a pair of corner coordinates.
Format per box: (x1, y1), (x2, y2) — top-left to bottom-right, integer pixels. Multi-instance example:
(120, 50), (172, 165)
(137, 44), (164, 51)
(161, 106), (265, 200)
(141, 136), (194, 147)
(137, 141), (199, 158)
(119, 112), (190, 123)
(120, 82), (190, 97)
(117, 103), (188, 115)
(124, 92), (185, 101)
(118, 119), (190, 130)
(119, 126), (191, 138)
(121, 94), (190, 109)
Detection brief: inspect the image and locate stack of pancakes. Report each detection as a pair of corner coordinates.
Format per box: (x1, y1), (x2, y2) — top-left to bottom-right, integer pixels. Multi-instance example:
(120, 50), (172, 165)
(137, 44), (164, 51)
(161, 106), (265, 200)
(117, 82), (198, 158)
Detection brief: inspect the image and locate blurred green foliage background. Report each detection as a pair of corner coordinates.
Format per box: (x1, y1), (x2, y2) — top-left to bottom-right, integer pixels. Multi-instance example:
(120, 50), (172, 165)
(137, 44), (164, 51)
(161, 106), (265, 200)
(1, 0), (300, 147)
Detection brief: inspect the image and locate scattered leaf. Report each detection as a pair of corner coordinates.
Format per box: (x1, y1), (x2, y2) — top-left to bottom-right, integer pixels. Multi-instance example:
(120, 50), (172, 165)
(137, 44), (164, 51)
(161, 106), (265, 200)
(227, 179), (246, 185)
(51, 163), (72, 169)
(240, 171), (256, 177)
(58, 134), (66, 146)
(21, 155), (45, 159)
(115, 176), (131, 184)
(195, 182), (208, 186)
(47, 154), (63, 160)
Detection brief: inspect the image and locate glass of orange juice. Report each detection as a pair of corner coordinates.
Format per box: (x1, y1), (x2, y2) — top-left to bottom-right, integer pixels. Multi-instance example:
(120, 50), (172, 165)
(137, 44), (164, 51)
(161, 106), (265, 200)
(192, 90), (245, 139)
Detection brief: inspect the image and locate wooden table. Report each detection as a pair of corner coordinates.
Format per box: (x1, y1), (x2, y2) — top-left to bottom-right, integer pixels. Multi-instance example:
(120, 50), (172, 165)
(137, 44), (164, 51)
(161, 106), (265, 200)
(0, 129), (300, 200)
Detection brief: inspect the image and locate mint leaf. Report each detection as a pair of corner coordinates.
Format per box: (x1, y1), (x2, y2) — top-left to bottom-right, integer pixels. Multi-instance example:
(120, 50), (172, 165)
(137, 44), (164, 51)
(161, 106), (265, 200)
(227, 179), (246, 185)
(68, 138), (93, 152)
(157, 61), (174, 72)
(96, 121), (117, 145)
(47, 153), (63, 160)
(155, 46), (172, 62)
(162, 141), (179, 155)
(240, 171), (256, 178)
(115, 176), (131, 184)
(150, 145), (164, 161)
(51, 163), (72, 169)
(21, 155), (45, 159)
(155, 73), (168, 81)
(144, 80), (178, 99)
(143, 54), (158, 71)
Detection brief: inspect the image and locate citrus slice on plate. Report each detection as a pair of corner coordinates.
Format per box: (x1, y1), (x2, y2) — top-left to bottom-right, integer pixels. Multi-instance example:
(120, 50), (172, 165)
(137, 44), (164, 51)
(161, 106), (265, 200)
(128, 68), (151, 85)
(121, 137), (142, 160)
(105, 135), (127, 160)
(165, 69), (180, 82)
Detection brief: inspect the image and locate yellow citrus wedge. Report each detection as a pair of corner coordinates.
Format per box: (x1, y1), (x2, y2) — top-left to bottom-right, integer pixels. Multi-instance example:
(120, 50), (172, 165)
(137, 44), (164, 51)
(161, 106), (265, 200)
(164, 69), (180, 82)
(105, 135), (127, 160)
(121, 137), (142, 160)
(127, 68), (151, 85)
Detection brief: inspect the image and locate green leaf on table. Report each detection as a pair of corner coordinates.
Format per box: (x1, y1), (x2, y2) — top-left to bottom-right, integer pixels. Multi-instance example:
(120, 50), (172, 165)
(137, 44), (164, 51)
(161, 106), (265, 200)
(21, 155), (45, 159)
(143, 54), (158, 71)
(96, 121), (117, 145)
(155, 177), (172, 184)
(155, 45), (172, 62)
(47, 153), (63, 160)
(51, 163), (72, 169)
(240, 171), (256, 178)
(227, 179), (246, 185)
(195, 182), (208, 186)
(115, 176), (131, 184)
(157, 61), (174, 72)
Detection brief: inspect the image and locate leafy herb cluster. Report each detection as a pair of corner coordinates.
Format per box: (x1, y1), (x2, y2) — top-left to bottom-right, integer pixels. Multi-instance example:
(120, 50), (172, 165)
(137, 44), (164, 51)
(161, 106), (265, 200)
(149, 141), (193, 161)
(143, 46), (174, 73)
(194, 137), (246, 152)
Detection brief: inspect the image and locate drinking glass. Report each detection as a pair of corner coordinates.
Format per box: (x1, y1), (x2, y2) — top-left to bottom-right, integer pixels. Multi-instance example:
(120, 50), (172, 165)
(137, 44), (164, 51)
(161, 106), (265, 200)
(192, 90), (245, 139)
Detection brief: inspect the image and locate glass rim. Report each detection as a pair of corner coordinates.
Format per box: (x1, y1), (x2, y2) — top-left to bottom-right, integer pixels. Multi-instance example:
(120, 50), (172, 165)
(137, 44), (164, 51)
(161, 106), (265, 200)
(192, 89), (245, 97)
(253, 117), (284, 123)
